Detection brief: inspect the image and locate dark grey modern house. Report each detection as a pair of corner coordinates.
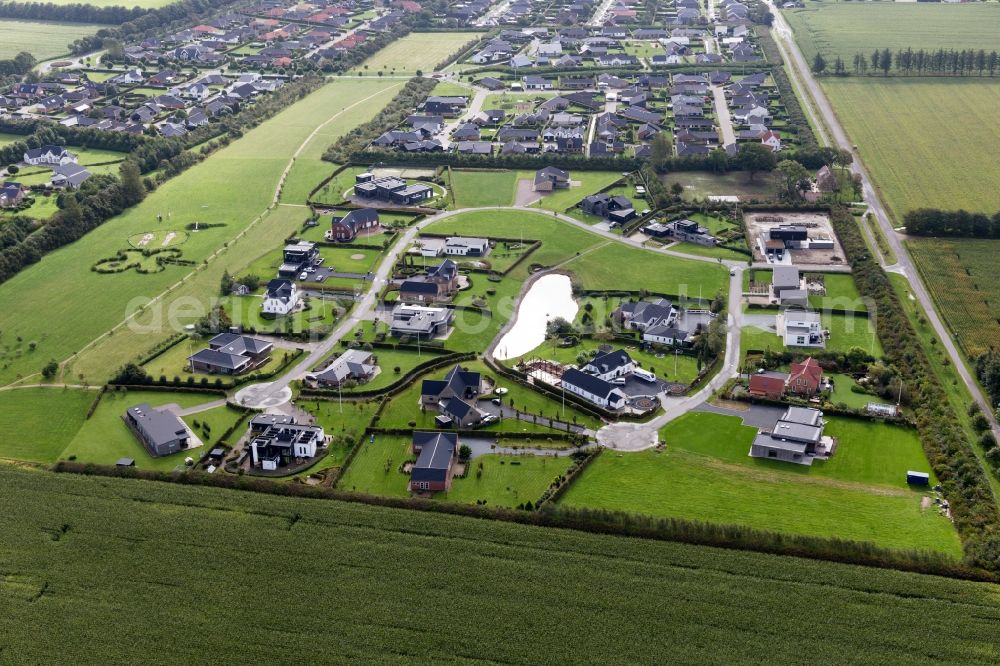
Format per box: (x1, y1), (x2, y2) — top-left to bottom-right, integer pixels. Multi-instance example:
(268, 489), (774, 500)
(123, 403), (190, 457)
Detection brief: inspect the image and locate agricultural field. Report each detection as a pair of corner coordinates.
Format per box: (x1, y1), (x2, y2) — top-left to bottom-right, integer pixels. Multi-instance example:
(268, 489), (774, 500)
(4, 467), (997, 663)
(354, 32), (485, 75)
(0, 79), (399, 387)
(59, 388), (243, 470)
(0, 387), (94, 463)
(560, 412), (959, 555)
(784, 1), (1000, 64)
(907, 237), (1000, 358)
(0, 19), (105, 60)
(819, 78), (1000, 221)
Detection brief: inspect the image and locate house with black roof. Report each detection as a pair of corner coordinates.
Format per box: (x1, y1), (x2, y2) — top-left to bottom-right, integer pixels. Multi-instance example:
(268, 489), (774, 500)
(409, 431), (458, 493)
(421, 366), (481, 407)
(389, 304), (453, 339)
(309, 349), (377, 387)
(749, 406), (833, 465)
(583, 349), (635, 381)
(560, 368), (627, 410)
(123, 403), (190, 457)
(399, 259), (459, 303)
(187, 333), (273, 375)
(327, 208), (380, 242)
(249, 419), (326, 471)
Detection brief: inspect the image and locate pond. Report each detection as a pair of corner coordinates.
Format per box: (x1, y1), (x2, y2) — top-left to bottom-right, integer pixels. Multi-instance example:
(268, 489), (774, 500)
(494, 273), (578, 361)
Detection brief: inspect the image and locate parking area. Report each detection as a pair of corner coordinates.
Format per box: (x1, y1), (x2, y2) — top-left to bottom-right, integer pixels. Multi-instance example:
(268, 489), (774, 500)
(301, 266), (373, 283)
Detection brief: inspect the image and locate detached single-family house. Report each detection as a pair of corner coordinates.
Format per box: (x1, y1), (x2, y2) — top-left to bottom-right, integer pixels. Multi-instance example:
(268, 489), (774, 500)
(399, 259), (459, 303)
(311, 349), (377, 387)
(250, 420), (326, 471)
(750, 406), (832, 465)
(24, 145), (77, 166)
(444, 237), (489, 257)
(327, 208), (380, 242)
(187, 333), (273, 375)
(583, 349), (635, 381)
(749, 373), (786, 400)
(123, 403), (190, 457)
(787, 356), (823, 396)
(389, 303), (453, 339)
(262, 279), (300, 316)
(560, 368), (627, 410)
(533, 166), (570, 192)
(781, 310), (824, 347)
(409, 431), (458, 493)
(50, 164), (91, 189)
(0, 181), (26, 208)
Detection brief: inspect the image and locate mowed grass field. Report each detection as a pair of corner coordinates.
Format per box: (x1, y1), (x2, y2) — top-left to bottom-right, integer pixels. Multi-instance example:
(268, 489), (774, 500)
(0, 19), (105, 59)
(908, 237), (1000, 357)
(3, 467), (1000, 663)
(560, 412), (959, 555)
(449, 169), (519, 207)
(356, 31), (485, 74)
(0, 79), (398, 386)
(821, 78), (1000, 221)
(0, 387), (95, 463)
(784, 1), (1000, 64)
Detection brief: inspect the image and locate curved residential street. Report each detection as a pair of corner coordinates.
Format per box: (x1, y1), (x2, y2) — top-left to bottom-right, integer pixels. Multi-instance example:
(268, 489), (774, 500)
(766, 0), (1000, 438)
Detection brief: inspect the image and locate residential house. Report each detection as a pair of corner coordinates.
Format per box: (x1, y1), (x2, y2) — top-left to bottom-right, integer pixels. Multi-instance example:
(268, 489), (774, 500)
(262, 279), (300, 315)
(662, 218), (717, 246)
(409, 432), (458, 493)
(560, 368), (627, 410)
(278, 241), (319, 278)
(444, 237), (489, 257)
(23, 145), (77, 166)
(389, 303), (453, 339)
(354, 176), (434, 206)
(787, 357), (823, 397)
(123, 403), (190, 457)
(50, 164), (91, 189)
(421, 366), (481, 407)
(533, 166), (570, 192)
(781, 310), (824, 347)
(583, 349), (635, 381)
(187, 333), (273, 375)
(250, 420), (326, 471)
(399, 259), (459, 302)
(750, 406), (831, 465)
(311, 349), (377, 387)
(581, 193), (636, 223)
(421, 96), (467, 116)
(326, 208), (380, 242)
(0, 181), (26, 208)
(816, 165), (838, 193)
(523, 75), (554, 90)
(748, 373), (786, 400)
(760, 130), (782, 152)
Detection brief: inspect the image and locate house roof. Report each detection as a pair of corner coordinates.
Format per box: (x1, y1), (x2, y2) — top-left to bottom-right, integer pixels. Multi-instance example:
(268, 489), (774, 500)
(126, 403), (187, 448)
(561, 367), (620, 400)
(749, 374), (785, 394)
(789, 357), (822, 384)
(209, 332), (272, 356)
(411, 431), (457, 482)
(187, 347), (251, 371)
(587, 349), (632, 375)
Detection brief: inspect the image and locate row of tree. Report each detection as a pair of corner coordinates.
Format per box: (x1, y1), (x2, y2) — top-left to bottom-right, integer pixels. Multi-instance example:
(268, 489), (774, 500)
(813, 48), (1000, 77)
(0, 1), (146, 25)
(829, 205), (1000, 571)
(904, 208), (1000, 238)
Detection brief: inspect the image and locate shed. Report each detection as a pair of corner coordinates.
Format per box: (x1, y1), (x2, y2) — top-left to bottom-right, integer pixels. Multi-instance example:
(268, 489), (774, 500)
(209, 447), (226, 460)
(115, 457), (136, 467)
(906, 471), (930, 486)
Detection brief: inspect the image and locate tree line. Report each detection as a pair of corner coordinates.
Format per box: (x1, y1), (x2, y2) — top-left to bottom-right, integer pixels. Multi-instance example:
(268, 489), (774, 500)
(904, 208), (1000, 238)
(0, 1), (147, 25)
(813, 48), (1000, 77)
(830, 205), (1000, 571)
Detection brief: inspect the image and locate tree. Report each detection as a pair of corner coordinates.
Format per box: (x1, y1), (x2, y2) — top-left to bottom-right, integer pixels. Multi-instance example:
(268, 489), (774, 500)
(737, 143), (777, 182)
(458, 444), (472, 460)
(774, 159), (810, 201)
(811, 52), (827, 74)
(650, 132), (671, 166)
(670, 182), (684, 199)
(41, 360), (58, 379)
(6, 165), (18, 175)
(119, 160), (145, 206)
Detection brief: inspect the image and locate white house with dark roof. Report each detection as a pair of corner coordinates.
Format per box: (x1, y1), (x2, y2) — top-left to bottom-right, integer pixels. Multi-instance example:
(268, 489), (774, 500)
(444, 237), (489, 257)
(583, 349), (635, 381)
(310, 349), (377, 387)
(560, 368), (627, 410)
(24, 145), (77, 166)
(262, 279), (299, 315)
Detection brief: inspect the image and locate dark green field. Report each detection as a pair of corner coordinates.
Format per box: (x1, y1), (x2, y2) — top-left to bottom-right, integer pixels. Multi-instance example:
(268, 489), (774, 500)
(2, 467), (999, 663)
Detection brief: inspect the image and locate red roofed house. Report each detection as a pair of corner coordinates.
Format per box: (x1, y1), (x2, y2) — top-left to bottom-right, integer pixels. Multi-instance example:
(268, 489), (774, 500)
(273, 56), (293, 68)
(749, 374), (786, 400)
(760, 130), (782, 152)
(395, 0), (422, 11)
(787, 357), (823, 397)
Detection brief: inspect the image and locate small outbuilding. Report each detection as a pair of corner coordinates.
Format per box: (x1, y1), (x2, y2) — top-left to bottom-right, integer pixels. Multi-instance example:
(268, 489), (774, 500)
(906, 471), (930, 487)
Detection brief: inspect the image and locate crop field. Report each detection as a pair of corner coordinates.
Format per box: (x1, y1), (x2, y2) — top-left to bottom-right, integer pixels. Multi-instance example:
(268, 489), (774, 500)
(0, 79), (398, 387)
(0, 19), (105, 60)
(820, 78), (1000, 221)
(3, 467), (997, 663)
(356, 32), (484, 74)
(449, 169), (519, 208)
(0, 387), (94, 463)
(57, 388), (242, 470)
(784, 1), (1000, 64)
(560, 412), (959, 555)
(908, 237), (1000, 358)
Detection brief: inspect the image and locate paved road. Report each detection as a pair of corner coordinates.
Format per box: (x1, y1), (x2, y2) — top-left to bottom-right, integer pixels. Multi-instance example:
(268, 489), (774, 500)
(711, 84), (736, 147)
(474, 0), (511, 26)
(588, 0), (616, 26)
(767, 0), (1000, 437)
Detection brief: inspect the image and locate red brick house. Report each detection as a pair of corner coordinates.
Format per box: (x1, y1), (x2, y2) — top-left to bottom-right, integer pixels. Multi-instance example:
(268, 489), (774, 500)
(787, 357), (823, 396)
(749, 374), (785, 400)
(409, 431), (458, 493)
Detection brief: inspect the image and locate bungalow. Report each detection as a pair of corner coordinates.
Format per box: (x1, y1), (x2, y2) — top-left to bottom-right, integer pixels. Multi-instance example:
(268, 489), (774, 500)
(583, 349), (635, 381)
(643, 325), (691, 347)
(389, 303), (453, 339)
(262, 279), (300, 316)
(187, 333), (273, 375)
(445, 236), (489, 257)
(787, 357), (823, 397)
(616, 298), (677, 333)
(533, 166), (570, 192)
(421, 365), (481, 407)
(477, 76), (506, 90)
(750, 406), (830, 465)
(50, 164), (91, 189)
(250, 420), (326, 471)
(0, 181), (26, 208)
(123, 403), (190, 457)
(581, 193), (635, 222)
(523, 75), (554, 90)
(311, 349), (377, 387)
(409, 432), (458, 493)
(560, 368), (627, 410)
(326, 208), (380, 242)
(23, 145), (77, 166)
(421, 96), (467, 116)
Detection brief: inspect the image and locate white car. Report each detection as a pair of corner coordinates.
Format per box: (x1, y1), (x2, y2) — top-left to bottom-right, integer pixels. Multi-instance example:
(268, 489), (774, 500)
(633, 369), (657, 383)
(299, 272), (308, 280)
(611, 377), (627, 386)
(494, 387), (509, 395)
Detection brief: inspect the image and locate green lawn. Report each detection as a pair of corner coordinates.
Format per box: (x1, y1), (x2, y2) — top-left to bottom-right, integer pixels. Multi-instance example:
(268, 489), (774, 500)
(337, 433), (573, 507)
(141, 338), (291, 380)
(742, 313), (880, 358)
(449, 169), (519, 208)
(808, 272), (866, 312)
(560, 411), (960, 555)
(297, 398), (381, 475)
(819, 78), (1000, 222)
(662, 171), (777, 202)
(60, 389), (240, 470)
(526, 171), (626, 212)
(0, 79), (398, 386)
(222, 293), (348, 337)
(826, 373), (887, 411)
(0, 387), (94, 463)
(319, 346), (446, 391)
(784, 1), (1000, 65)
(0, 19), (105, 59)
(355, 32), (485, 74)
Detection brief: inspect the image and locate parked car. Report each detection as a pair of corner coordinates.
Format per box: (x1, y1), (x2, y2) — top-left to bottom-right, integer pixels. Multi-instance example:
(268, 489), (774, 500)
(633, 369), (657, 383)
(491, 398), (502, 405)
(299, 271), (308, 280)
(611, 377), (626, 386)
